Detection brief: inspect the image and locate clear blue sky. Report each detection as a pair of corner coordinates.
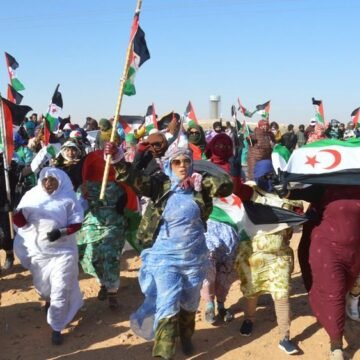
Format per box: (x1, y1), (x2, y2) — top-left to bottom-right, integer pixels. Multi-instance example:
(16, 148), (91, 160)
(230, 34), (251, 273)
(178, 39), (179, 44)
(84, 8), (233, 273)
(1, 0), (360, 126)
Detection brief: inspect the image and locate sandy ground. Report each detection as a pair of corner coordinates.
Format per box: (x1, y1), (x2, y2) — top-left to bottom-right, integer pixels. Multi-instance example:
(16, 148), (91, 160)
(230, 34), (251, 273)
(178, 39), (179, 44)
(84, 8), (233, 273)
(1, 231), (359, 360)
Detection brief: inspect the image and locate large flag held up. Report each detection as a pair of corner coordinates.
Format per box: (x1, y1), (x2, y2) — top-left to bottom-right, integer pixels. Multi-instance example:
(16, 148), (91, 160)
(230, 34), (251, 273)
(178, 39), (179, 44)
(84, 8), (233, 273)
(123, 13), (150, 96)
(4, 52), (25, 91)
(312, 97), (325, 125)
(281, 138), (360, 185)
(46, 84), (63, 132)
(351, 106), (360, 127)
(7, 84), (23, 104)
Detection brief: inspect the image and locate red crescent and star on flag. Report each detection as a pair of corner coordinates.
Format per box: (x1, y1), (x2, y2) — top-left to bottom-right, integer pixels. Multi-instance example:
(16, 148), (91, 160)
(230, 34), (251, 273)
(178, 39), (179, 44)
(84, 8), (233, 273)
(305, 149), (342, 169)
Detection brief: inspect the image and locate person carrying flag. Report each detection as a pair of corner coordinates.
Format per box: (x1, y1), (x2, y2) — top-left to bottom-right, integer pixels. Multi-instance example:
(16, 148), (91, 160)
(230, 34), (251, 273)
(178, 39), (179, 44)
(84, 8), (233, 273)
(104, 142), (232, 360)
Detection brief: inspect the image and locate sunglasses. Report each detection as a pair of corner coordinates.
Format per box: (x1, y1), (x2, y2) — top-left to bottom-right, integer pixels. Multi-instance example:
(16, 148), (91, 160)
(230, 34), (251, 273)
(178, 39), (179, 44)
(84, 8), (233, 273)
(149, 141), (162, 149)
(189, 131), (200, 135)
(171, 158), (191, 167)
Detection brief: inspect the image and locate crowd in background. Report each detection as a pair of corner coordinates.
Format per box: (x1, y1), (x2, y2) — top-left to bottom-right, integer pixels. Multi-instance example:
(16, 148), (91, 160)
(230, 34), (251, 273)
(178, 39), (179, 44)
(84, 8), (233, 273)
(0, 111), (359, 360)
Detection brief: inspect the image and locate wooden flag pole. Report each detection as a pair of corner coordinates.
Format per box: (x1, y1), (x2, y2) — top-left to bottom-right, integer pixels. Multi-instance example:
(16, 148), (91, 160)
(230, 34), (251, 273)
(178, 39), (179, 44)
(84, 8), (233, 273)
(0, 95), (15, 239)
(99, 0), (143, 200)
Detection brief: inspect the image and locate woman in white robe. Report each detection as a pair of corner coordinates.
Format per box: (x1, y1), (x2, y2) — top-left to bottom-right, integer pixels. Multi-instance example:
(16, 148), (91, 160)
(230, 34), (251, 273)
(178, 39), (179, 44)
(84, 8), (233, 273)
(13, 167), (84, 345)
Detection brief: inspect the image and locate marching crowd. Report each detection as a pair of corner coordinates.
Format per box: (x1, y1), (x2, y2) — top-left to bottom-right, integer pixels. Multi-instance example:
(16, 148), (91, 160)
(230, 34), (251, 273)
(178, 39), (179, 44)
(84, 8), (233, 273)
(1, 112), (360, 360)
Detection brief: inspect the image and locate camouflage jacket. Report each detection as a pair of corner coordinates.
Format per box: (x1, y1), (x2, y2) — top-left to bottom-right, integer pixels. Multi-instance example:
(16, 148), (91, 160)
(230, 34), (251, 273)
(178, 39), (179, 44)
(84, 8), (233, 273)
(113, 160), (233, 248)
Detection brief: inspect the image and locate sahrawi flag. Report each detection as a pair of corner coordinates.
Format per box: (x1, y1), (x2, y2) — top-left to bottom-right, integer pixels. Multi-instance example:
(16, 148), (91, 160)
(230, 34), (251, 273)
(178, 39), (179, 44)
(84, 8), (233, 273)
(143, 103), (158, 134)
(123, 13), (150, 96)
(255, 100), (271, 119)
(282, 138), (360, 185)
(210, 194), (306, 241)
(7, 84), (23, 104)
(0, 97), (32, 159)
(271, 144), (291, 174)
(351, 106), (360, 127)
(184, 101), (199, 125)
(5, 52), (25, 91)
(312, 97), (326, 125)
(46, 84), (63, 132)
(238, 98), (253, 118)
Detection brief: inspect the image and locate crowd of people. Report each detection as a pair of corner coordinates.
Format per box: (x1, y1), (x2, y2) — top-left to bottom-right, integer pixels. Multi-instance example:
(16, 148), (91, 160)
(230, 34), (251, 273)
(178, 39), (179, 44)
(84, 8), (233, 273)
(0, 111), (359, 360)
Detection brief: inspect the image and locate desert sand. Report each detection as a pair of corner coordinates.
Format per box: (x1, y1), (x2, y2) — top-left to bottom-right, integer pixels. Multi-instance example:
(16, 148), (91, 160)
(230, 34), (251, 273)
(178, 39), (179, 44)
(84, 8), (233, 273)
(1, 231), (359, 360)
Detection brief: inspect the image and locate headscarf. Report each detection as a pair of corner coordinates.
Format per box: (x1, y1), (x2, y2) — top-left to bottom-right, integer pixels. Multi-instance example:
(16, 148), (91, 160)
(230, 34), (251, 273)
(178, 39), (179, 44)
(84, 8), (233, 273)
(99, 118), (112, 131)
(187, 123), (206, 149)
(254, 159), (275, 193)
(60, 140), (82, 162)
(162, 147), (193, 189)
(307, 123), (326, 144)
(38, 167), (75, 198)
(258, 120), (270, 131)
(205, 133), (233, 173)
(212, 121), (222, 133)
(147, 132), (168, 158)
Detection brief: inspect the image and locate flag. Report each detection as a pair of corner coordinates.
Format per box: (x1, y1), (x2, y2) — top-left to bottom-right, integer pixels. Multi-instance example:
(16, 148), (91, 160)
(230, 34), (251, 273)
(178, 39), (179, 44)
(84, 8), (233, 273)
(237, 98), (252, 136)
(351, 106), (360, 127)
(312, 97), (325, 125)
(0, 97), (32, 159)
(123, 14), (150, 96)
(237, 99), (253, 118)
(210, 194), (306, 241)
(1, 97), (32, 126)
(118, 116), (133, 134)
(255, 100), (271, 119)
(7, 84), (23, 104)
(271, 144), (291, 174)
(4, 52), (25, 91)
(45, 84), (63, 132)
(282, 138), (360, 185)
(184, 101), (199, 125)
(143, 103), (158, 134)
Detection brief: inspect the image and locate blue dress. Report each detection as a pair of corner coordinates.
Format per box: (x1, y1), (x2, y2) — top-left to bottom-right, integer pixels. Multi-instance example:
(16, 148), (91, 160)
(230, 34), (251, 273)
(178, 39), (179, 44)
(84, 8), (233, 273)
(130, 189), (209, 340)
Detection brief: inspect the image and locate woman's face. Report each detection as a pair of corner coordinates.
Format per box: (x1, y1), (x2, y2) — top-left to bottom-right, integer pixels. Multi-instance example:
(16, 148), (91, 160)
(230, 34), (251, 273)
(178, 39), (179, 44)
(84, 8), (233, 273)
(171, 156), (191, 181)
(64, 147), (78, 160)
(42, 176), (59, 194)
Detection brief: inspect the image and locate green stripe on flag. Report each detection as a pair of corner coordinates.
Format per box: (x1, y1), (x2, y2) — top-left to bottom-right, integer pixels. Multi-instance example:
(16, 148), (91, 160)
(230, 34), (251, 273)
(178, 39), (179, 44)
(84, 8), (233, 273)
(11, 78), (25, 91)
(303, 138), (360, 148)
(209, 206), (238, 231)
(124, 67), (136, 96)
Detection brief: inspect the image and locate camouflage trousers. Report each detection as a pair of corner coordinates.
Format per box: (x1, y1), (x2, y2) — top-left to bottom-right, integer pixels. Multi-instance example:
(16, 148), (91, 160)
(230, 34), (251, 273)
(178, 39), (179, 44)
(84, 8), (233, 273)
(78, 238), (124, 291)
(152, 308), (196, 359)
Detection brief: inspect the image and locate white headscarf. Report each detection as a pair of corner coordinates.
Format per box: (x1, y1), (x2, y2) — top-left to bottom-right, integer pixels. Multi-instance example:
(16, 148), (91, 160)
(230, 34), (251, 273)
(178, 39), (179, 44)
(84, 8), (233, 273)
(38, 167), (75, 198)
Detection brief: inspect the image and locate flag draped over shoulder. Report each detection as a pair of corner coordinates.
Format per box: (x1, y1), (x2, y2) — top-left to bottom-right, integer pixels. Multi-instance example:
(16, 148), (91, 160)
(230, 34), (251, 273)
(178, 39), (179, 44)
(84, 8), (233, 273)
(7, 84), (23, 104)
(4, 52), (25, 91)
(312, 97), (325, 125)
(46, 84), (63, 132)
(255, 100), (270, 119)
(123, 14), (150, 96)
(351, 106), (360, 126)
(0, 97), (32, 159)
(210, 194), (306, 241)
(282, 138), (360, 185)
(184, 101), (199, 125)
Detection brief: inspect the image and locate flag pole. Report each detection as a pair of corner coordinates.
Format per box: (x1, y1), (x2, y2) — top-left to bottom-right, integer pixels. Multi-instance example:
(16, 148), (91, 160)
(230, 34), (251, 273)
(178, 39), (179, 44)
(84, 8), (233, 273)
(0, 95), (15, 239)
(100, 0), (143, 200)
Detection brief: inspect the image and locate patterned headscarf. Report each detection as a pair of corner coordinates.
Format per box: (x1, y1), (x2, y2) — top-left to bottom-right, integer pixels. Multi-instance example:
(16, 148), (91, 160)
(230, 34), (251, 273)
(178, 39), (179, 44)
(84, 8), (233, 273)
(307, 123), (326, 144)
(162, 147), (193, 189)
